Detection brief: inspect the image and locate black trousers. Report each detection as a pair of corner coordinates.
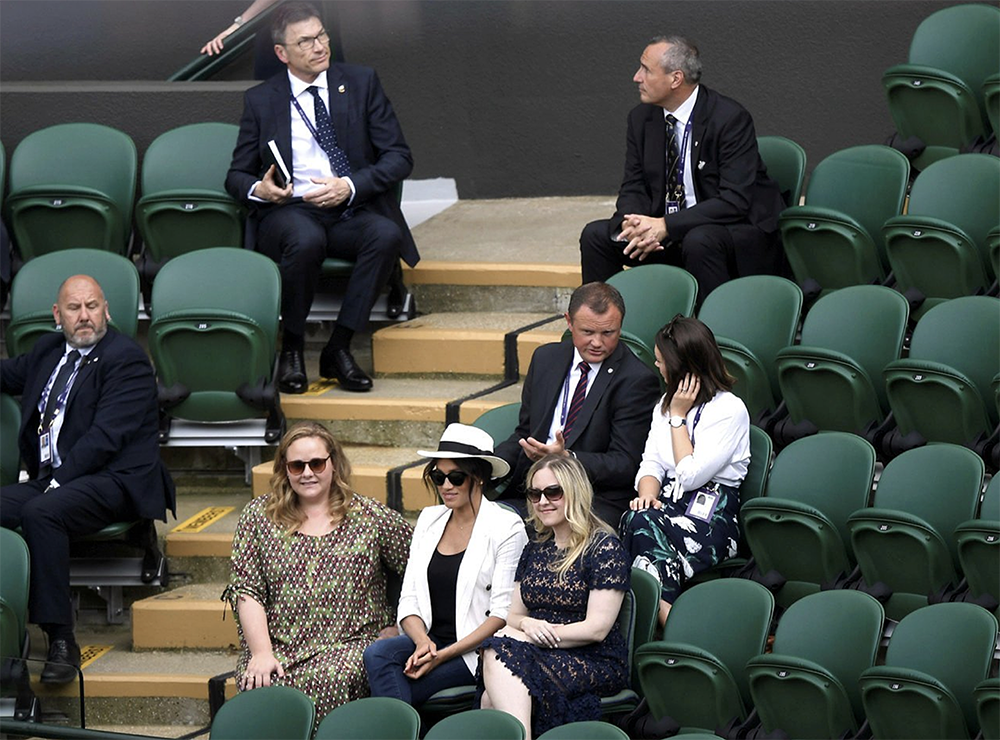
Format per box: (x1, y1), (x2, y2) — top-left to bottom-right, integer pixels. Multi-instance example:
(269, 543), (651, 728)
(1, 475), (135, 627)
(580, 218), (777, 305)
(256, 201), (403, 337)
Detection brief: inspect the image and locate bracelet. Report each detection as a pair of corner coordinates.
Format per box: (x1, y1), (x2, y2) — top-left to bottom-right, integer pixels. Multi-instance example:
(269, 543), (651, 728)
(233, 15), (244, 26)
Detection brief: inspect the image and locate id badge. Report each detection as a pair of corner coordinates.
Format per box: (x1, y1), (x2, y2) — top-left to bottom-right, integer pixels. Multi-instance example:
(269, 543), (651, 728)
(686, 488), (719, 522)
(39, 431), (52, 466)
(666, 200), (680, 215)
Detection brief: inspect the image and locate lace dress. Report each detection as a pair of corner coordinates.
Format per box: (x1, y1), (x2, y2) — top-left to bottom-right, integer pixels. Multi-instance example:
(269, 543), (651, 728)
(224, 493), (412, 722)
(478, 533), (630, 737)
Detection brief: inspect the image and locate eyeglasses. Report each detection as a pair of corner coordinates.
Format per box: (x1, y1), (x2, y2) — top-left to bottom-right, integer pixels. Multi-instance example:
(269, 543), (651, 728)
(526, 485), (565, 503)
(286, 454), (332, 475)
(429, 469), (469, 487)
(284, 29), (330, 52)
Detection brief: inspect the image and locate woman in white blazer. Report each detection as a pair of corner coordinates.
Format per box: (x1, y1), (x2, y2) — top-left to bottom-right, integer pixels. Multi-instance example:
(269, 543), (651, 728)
(364, 424), (528, 705)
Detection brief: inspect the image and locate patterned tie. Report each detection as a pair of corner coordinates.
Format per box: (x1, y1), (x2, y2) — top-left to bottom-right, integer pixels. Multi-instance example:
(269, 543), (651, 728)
(665, 113), (684, 208)
(563, 361), (591, 438)
(42, 350), (81, 429)
(306, 86), (352, 177)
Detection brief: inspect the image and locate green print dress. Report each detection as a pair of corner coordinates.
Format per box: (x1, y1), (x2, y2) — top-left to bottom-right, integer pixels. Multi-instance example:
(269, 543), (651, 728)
(225, 493), (412, 721)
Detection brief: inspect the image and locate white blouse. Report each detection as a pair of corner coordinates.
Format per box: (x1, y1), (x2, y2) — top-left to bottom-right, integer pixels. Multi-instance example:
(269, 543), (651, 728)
(634, 390), (750, 493)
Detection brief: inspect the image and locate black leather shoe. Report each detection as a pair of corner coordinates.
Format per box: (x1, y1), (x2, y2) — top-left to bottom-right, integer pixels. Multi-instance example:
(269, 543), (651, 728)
(386, 272), (407, 319)
(277, 349), (308, 394)
(41, 639), (80, 685)
(320, 346), (373, 392)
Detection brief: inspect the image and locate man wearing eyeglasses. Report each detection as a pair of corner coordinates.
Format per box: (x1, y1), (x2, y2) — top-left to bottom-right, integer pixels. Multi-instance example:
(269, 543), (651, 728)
(226, 1), (417, 394)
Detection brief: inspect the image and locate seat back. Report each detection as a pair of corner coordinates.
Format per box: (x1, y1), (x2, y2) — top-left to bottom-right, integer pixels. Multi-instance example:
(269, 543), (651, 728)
(975, 677), (1000, 740)
(628, 568), (661, 674)
(315, 696), (420, 740)
(860, 603), (998, 740)
(1, 393), (21, 487)
(850, 444), (984, 620)
(471, 403), (520, 449)
(636, 579), (773, 729)
(425, 709), (526, 740)
(149, 247), (281, 422)
(956, 474), (1000, 603)
(699, 275), (802, 414)
(742, 432), (876, 593)
(607, 265), (698, 349)
(985, 72), (1000, 139)
(7, 249), (141, 356)
(884, 296), (1000, 444)
(7, 123), (137, 259)
(137, 122), (246, 262)
(776, 286), (908, 431)
(740, 425), (773, 506)
(210, 685), (315, 740)
(747, 590), (884, 738)
(0, 529), (30, 658)
(537, 722), (629, 740)
(757, 135), (806, 208)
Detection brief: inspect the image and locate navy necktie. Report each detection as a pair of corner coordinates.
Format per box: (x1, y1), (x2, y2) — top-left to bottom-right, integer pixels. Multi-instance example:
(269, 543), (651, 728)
(563, 362), (591, 438)
(42, 350), (81, 429)
(665, 113), (685, 207)
(306, 86), (352, 177)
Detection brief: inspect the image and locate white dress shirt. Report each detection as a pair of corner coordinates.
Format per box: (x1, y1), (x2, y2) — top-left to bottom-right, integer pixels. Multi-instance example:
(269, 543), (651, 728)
(545, 348), (604, 444)
(663, 85), (700, 210)
(634, 389), (750, 492)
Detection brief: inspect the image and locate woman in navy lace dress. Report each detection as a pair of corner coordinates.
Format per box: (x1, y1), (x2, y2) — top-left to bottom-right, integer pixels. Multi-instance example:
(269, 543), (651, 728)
(479, 454), (630, 739)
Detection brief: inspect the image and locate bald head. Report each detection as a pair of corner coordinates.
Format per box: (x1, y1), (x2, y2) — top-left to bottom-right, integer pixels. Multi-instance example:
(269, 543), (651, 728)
(53, 275), (110, 348)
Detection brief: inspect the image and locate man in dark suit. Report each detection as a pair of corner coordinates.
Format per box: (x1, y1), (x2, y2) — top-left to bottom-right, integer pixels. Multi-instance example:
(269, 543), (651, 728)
(580, 35), (785, 302)
(1, 275), (175, 684)
(495, 283), (662, 525)
(226, 1), (417, 394)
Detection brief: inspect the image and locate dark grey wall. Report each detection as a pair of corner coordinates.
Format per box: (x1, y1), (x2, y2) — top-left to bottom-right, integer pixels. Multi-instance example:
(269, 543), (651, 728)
(0, 0), (964, 199)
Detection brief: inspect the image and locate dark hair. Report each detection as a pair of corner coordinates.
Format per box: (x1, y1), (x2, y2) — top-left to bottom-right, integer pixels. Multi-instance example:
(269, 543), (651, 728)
(422, 456), (494, 502)
(567, 282), (626, 321)
(271, 1), (322, 44)
(648, 35), (703, 84)
(655, 315), (733, 414)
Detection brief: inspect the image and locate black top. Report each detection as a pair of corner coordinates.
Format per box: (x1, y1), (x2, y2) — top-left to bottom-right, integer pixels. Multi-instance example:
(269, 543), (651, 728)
(428, 548), (465, 645)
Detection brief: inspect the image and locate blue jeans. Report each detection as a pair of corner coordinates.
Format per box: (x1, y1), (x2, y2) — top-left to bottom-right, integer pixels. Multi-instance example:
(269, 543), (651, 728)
(363, 632), (475, 705)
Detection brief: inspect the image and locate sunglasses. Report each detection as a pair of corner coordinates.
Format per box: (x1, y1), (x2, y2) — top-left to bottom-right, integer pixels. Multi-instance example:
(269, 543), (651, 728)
(429, 469), (469, 487)
(286, 454), (332, 475)
(526, 485), (565, 503)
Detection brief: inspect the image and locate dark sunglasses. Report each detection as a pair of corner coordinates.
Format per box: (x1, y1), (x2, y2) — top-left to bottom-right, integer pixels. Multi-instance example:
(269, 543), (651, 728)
(286, 454), (332, 475)
(526, 485), (565, 503)
(429, 469), (469, 487)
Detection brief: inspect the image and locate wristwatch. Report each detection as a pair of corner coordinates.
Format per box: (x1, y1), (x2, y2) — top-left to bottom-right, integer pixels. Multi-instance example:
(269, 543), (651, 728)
(668, 416), (687, 428)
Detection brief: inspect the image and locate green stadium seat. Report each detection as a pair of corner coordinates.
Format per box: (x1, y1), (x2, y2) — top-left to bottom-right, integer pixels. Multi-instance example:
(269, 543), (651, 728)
(537, 722), (629, 740)
(424, 709), (525, 740)
(742, 432), (877, 608)
(314, 697), (420, 740)
(210, 685), (316, 740)
(955, 474), (1000, 605)
(1, 393), (21, 487)
(860, 603), (997, 739)
(984, 72), (1000, 140)
(0, 528), (39, 722)
(5, 124), (137, 260)
(747, 590), (884, 738)
(757, 135), (807, 208)
(975, 677), (1000, 740)
(606, 264), (698, 349)
(778, 145), (909, 294)
(848, 444), (985, 621)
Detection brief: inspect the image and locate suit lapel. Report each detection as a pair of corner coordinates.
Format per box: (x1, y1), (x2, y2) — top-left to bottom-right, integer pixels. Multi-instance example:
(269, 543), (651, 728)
(64, 332), (113, 413)
(532, 343), (574, 440)
(644, 110), (667, 208)
(272, 74), (294, 172)
(456, 501), (492, 614)
(563, 342), (626, 447)
(326, 65), (351, 162)
(689, 86), (710, 199)
(21, 341), (64, 438)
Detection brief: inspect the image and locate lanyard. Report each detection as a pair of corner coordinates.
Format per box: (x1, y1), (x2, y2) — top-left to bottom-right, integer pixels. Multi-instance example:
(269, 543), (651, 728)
(290, 92), (327, 151)
(38, 355), (83, 433)
(689, 403), (705, 446)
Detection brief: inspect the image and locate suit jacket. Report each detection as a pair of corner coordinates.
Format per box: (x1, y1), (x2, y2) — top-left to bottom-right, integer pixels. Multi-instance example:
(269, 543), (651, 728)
(395, 498), (527, 673)
(612, 85), (785, 276)
(0, 330), (176, 521)
(225, 64), (419, 267)
(495, 341), (662, 520)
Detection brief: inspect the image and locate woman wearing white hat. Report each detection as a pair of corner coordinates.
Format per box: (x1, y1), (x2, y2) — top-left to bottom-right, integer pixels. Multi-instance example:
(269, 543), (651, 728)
(364, 423), (529, 706)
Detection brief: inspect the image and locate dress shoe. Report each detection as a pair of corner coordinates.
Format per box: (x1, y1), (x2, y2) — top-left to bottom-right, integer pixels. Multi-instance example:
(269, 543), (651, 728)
(386, 274), (407, 319)
(277, 349), (308, 394)
(40, 639), (81, 685)
(320, 346), (373, 392)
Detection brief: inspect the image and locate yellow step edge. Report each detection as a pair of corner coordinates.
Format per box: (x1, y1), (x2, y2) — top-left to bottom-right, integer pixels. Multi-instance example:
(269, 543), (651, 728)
(132, 595), (237, 649)
(459, 399), (516, 425)
(166, 532), (234, 558)
(517, 327), (564, 376)
(374, 332), (505, 375)
(280, 396), (448, 422)
(32, 674), (237, 700)
(403, 260), (580, 288)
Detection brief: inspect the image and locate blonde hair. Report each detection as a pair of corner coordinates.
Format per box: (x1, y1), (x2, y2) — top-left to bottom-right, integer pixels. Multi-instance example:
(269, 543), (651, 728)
(525, 454), (614, 580)
(265, 422), (353, 533)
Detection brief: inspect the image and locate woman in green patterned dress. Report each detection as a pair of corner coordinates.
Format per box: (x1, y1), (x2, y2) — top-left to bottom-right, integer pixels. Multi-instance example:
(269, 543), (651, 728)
(225, 421), (412, 721)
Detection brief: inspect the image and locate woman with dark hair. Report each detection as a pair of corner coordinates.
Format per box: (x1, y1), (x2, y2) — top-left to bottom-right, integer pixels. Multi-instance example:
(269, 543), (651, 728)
(479, 454), (630, 740)
(364, 424), (527, 706)
(621, 315), (750, 626)
(224, 421), (412, 722)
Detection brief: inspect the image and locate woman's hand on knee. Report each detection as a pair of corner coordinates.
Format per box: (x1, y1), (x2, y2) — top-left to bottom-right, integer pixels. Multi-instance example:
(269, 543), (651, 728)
(243, 652), (284, 690)
(404, 638), (437, 675)
(521, 617), (561, 649)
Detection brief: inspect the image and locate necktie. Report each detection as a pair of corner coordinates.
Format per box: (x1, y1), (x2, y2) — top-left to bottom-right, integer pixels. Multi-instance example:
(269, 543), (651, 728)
(306, 86), (352, 177)
(42, 350), (81, 429)
(665, 113), (684, 207)
(563, 361), (591, 438)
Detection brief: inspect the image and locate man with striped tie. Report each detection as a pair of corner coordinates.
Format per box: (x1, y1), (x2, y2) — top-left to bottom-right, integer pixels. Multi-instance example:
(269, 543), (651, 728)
(494, 283), (661, 525)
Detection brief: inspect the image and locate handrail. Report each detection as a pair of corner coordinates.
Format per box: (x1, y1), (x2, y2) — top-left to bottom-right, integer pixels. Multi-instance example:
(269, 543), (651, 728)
(168, 7), (277, 82)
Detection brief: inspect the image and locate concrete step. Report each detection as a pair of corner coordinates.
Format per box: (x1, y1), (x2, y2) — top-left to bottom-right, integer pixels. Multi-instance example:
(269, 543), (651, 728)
(132, 583), (236, 650)
(372, 311), (563, 377)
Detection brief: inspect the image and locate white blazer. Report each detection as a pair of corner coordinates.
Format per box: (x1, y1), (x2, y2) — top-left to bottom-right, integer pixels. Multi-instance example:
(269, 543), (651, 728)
(396, 497), (528, 673)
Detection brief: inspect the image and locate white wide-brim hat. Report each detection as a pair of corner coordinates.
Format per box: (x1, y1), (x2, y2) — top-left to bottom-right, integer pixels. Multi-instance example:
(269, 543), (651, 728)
(417, 423), (511, 479)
